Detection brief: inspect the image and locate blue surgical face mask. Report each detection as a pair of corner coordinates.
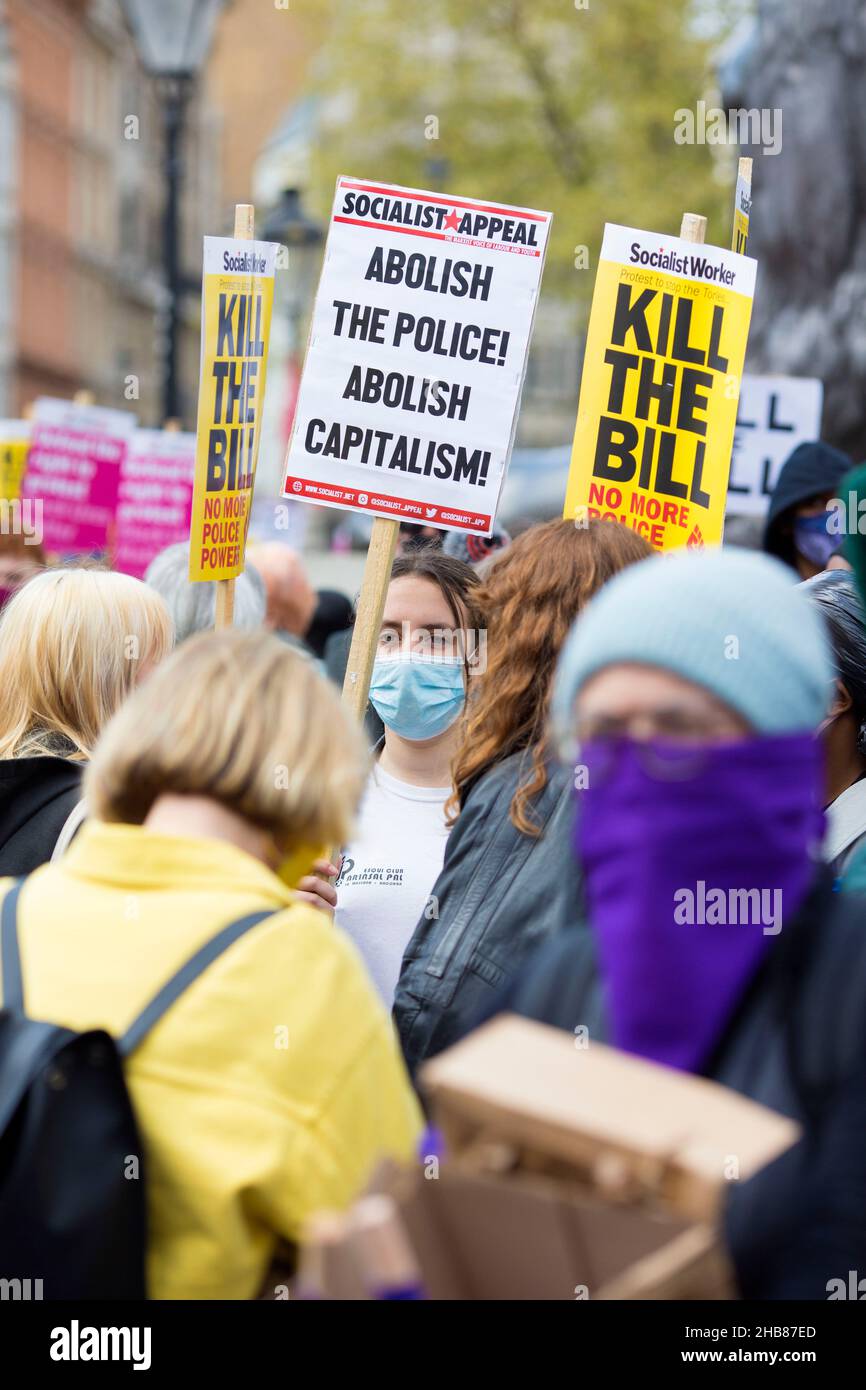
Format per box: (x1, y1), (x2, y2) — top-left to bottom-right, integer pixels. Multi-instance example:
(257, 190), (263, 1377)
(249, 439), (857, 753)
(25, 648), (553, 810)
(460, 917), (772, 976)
(369, 653), (465, 741)
(794, 512), (839, 570)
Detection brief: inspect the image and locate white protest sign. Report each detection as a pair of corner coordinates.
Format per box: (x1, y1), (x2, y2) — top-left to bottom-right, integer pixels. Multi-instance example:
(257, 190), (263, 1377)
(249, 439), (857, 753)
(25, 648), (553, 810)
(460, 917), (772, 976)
(727, 374), (824, 516)
(282, 176), (552, 535)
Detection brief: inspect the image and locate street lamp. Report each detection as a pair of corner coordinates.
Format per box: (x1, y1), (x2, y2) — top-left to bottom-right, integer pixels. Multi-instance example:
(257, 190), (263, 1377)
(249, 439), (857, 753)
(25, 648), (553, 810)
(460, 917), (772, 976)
(119, 0), (225, 422)
(261, 188), (324, 249)
(261, 188), (324, 280)
(261, 189), (324, 335)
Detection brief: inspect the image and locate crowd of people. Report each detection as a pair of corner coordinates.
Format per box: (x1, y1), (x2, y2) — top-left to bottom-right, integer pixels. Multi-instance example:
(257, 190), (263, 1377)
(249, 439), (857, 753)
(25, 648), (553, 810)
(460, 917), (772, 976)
(2, 438), (866, 1300)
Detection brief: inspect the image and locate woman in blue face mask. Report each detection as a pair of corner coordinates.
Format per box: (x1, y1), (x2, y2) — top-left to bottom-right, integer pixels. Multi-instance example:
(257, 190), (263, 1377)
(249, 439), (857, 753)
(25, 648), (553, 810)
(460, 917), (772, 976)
(332, 548), (481, 1007)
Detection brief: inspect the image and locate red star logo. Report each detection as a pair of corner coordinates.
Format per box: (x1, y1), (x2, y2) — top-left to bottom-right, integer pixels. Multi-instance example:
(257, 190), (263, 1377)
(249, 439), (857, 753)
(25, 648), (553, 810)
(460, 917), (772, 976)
(443, 208), (460, 232)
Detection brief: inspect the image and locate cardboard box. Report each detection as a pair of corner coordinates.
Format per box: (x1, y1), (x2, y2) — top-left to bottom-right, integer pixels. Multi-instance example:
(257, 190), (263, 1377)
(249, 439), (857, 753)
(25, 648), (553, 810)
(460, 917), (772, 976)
(420, 1015), (800, 1223)
(298, 1017), (799, 1299)
(385, 1161), (730, 1299)
(298, 1157), (732, 1300)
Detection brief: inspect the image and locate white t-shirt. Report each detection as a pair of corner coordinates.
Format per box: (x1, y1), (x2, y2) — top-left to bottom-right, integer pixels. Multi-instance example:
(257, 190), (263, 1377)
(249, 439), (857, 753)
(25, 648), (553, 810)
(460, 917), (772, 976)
(334, 765), (451, 1006)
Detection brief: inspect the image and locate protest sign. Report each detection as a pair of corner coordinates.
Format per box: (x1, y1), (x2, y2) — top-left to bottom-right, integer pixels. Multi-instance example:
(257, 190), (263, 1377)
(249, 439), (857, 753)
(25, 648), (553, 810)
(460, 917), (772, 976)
(727, 374), (824, 517)
(0, 421), (30, 500)
(563, 220), (757, 551)
(731, 157), (752, 255)
(20, 398), (135, 555)
(188, 210), (277, 592)
(114, 428), (196, 579)
(281, 176), (552, 536)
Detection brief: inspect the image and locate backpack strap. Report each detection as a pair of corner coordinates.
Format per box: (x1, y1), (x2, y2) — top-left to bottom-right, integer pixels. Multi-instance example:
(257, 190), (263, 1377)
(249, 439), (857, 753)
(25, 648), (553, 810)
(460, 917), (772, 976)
(118, 908), (278, 1057)
(2, 878), (278, 1050)
(1, 878), (26, 1012)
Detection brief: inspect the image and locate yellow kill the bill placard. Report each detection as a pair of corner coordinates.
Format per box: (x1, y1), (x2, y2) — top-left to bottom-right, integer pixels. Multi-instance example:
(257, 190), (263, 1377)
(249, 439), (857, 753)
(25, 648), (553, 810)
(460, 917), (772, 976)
(564, 224), (757, 552)
(188, 236), (276, 582)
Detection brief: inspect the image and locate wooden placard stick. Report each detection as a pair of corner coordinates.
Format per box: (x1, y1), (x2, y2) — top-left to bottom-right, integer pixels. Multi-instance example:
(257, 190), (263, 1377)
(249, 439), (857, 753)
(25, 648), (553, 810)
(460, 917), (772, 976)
(680, 212), (707, 245)
(214, 202), (256, 630)
(316, 516), (399, 872)
(341, 516), (399, 721)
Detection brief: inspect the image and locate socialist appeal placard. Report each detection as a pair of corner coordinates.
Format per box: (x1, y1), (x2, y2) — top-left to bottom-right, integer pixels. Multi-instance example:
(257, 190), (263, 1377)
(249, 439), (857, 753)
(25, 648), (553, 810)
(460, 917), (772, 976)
(188, 236), (277, 581)
(282, 176), (552, 535)
(564, 224), (757, 551)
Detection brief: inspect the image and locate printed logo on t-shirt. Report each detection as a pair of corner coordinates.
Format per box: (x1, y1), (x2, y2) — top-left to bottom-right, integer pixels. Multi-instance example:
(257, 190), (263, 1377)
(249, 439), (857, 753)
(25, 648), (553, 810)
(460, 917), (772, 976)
(336, 856), (405, 888)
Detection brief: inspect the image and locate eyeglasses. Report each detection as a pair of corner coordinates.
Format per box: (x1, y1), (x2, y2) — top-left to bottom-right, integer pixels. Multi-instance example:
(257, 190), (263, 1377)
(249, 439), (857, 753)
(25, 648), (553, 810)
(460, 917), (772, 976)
(571, 736), (717, 785)
(556, 708), (745, 766)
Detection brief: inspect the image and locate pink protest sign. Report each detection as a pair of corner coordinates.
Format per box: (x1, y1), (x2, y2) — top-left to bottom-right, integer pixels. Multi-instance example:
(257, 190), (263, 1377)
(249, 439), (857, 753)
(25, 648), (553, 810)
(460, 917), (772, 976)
(113, 429), (196, 579)
(21, 398), (136, 555)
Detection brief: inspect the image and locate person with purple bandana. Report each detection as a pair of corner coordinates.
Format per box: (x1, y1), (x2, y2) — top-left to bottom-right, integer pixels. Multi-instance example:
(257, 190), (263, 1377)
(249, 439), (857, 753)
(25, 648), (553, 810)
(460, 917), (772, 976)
(486, 547), (866, 1124)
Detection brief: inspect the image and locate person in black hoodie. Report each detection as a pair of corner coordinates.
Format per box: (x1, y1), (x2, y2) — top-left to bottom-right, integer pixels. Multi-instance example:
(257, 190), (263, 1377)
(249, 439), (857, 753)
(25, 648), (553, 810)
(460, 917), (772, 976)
(0, 568), (172, 873)
(762, 439), (851, 577)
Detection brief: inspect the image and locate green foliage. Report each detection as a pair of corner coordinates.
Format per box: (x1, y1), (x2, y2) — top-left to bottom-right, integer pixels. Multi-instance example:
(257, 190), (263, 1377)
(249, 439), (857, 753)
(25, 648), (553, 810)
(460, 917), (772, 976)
(296, 0), (751, 315)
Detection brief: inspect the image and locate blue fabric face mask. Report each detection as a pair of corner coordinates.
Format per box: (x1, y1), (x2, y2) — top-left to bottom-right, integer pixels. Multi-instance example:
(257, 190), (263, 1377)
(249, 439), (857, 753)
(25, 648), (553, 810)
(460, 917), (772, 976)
(369, 653), (465, 741)
(794, 513), (839, 570)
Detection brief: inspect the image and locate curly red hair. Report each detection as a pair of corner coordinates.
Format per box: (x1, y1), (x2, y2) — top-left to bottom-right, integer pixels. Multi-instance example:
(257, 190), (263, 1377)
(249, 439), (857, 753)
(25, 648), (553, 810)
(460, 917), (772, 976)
(447, 518), (652, 834)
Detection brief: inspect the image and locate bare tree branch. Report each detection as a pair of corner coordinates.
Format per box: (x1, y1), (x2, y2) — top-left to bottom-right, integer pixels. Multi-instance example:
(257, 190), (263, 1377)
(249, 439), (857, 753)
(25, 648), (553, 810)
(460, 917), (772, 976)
(495, 0), (588, 185)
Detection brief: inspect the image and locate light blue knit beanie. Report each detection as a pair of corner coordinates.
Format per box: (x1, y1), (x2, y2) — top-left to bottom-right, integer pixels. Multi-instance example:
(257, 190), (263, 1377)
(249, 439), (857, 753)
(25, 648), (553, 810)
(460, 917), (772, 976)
(553, 548), (833, 737)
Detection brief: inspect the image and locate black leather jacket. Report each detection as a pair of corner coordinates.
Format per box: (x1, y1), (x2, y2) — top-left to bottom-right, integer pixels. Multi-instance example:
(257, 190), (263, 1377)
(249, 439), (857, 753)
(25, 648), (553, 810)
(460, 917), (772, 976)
(394, 748), (578, 1076)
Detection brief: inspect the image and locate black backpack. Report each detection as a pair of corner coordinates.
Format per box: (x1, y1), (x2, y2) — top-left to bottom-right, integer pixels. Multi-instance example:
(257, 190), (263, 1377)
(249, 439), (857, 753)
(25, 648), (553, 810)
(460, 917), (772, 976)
(0, 878), (277, 1299)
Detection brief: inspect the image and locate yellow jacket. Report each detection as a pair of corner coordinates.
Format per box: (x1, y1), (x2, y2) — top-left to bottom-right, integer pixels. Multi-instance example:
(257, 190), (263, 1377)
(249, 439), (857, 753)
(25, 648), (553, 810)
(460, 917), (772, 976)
(0, 821), (422, 1299)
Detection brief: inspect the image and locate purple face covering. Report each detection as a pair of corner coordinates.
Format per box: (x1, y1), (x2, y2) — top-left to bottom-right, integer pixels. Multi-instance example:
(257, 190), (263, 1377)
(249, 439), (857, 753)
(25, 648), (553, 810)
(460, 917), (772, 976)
(574, 733), (826, 1074)
(794, 513), (840, 571)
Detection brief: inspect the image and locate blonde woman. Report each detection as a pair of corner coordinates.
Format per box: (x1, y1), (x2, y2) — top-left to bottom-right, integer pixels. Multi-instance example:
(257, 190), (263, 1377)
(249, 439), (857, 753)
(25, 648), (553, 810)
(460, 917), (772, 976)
(0, 630), (421, 1298)
(0, 569), (172, 873)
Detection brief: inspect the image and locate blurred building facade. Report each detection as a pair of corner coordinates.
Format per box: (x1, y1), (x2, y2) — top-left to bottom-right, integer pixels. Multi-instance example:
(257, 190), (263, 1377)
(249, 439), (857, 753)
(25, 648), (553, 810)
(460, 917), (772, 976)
(0, 0), (220, 423)
(208, 0), (319, 500)
(207, 0), (316, 224)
